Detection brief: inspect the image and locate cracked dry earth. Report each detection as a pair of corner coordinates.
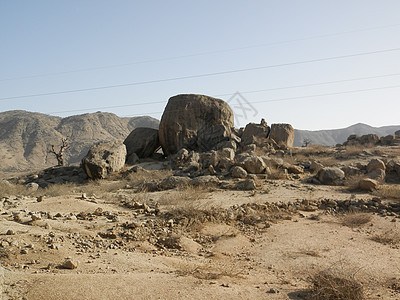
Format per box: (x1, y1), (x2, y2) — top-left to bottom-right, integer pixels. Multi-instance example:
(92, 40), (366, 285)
(1, 180), (400, 299)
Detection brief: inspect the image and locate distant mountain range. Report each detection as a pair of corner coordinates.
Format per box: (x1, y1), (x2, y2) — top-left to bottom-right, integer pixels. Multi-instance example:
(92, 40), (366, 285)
(294, 123), (400, 147)
(0, 110), (158, 172)
(0, 110), (398, 172)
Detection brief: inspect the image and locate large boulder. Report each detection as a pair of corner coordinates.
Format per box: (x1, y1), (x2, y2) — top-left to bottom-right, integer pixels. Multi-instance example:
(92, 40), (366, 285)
(317, 167), (345, 185)
(81, 141), (126, 179)
(268, 124), (294, 148)
(158, 94), (234, 156)
(123, 128), (160, 163)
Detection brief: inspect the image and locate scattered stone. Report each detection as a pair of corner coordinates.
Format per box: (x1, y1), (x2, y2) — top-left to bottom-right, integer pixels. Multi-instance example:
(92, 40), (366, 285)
(231, 166), (248, 179)
(60, 259), (78, 269)
(36, 196), (44, 202)
(26, 182), (39, 192)
(367, 158), (386, 173)
(359, 178), (378, 191)
(317, 167), (345, 185)
(237, 179), (257, 190)
(6, 229), (15, 235)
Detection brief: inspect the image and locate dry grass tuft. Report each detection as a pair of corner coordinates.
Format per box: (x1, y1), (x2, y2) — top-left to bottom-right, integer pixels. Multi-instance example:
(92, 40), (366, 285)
(341, 213), (372, 228)
(311, 268), (364, 300)
(158, 185), (207, 207)
(373, 185), (400, 200)
(0, 181), (32, 197)
(371, 229), (400, 245)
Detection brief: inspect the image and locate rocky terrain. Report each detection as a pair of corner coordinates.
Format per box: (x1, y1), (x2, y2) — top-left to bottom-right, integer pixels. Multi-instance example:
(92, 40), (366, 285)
(1, 94), (400, 299)
(294, 123), (400, 147)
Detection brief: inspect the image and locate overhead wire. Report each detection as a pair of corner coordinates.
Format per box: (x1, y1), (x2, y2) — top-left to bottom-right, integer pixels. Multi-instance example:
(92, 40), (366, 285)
(2, 22), (400, 82)
(2, 46), (400, 102)
(50, 83), (400, 116)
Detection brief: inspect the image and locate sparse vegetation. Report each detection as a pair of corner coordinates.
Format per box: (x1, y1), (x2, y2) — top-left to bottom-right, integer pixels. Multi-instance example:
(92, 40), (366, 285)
(371, 229), (400, 245)
(310, 268), (364, 300)
(373, 185), (400, 200)
(48, 137), (70, 166)
(341, 213), (372, 228)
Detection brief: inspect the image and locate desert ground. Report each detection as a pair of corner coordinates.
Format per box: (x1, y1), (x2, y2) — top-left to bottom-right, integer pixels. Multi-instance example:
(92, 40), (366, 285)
(1, 144), (400, 300)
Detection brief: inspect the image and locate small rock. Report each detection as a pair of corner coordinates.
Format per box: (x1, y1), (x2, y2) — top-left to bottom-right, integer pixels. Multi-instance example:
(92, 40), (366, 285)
(36, 195), (44, 202)
(231, 166), (248, 178)
(359, 178), (378, 191)
(6, 229), (15, 235)
(60, 259), (78, 269)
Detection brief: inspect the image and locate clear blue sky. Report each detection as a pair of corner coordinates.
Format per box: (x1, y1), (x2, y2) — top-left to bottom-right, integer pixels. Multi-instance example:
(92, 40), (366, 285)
(1, 1), (400, 130)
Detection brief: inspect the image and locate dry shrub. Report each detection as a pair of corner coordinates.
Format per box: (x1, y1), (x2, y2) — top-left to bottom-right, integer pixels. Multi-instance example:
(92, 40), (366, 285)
(176, 263), (243, 280)
(268, 167), (288, 180)
(371, 229), (400, 245)
(0, 180), (32, 197)
(41, 182), (77, 197)
(373, 185), (400, 200)
(158, 185), (207, 206)
(341, 213), (372, 228)
(311, 268), (364, 300)
(126, 169), (172, 188)
(318, 156), (339, 167)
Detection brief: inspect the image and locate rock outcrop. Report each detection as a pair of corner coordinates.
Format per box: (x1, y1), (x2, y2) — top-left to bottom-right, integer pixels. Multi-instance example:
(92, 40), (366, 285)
(124, 128), (160, 163)
(82, 141), (126, 179)
(158, 94), (234, 156)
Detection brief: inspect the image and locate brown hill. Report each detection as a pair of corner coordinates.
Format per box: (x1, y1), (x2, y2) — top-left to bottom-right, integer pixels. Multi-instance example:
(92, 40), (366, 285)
(0, 110), (159, 172)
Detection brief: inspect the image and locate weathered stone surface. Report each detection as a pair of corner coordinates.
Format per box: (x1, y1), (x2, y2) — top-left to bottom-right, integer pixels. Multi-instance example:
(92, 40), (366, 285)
(359, 178), (378, 191)
(241, 122), (270, 146)
(341, 166), (360, 176)
(60, 259), (78, 269)
(231, 166), (248, 178)
(236, 179), (256, 190)
(367, 168), (385, 181)
(367, 158), (386, 173)
(158, 94), (234, 155)
(268, 124), (294, 148)
(310, 161), (324, 172)
(317, 167), (345, 185)
(81, 141), (126, 179)
(124, 128), (160, 162)
(190, 175), (220, 186)
(160, 176), (191, 190)
(286, 164), (304, 174)
(196, 124), (231, 152)
(241, 156), (266, 174)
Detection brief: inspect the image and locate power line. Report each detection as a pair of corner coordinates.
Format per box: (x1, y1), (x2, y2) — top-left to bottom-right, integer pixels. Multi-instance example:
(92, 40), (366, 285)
(47, 71), (400, 115)
(2, 46), (400, 102)
(2, 22), (400, 82)
(214, 72), (400, 97)
(52, 84), (400, 117)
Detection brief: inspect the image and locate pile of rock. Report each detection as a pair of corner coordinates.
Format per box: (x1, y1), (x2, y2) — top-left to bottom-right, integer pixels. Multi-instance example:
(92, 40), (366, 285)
(344, 133), (400, 146)
(308, 157), (400, 188)
(81, 94), (296, 180)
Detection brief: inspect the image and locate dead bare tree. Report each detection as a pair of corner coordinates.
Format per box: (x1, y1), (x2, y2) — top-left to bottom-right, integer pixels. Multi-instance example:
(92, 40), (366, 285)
(49, 137), (70, 166)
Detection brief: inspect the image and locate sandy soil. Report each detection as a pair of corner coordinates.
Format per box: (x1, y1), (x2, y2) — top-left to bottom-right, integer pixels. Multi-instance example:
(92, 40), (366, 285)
(1, 179), (400, 300)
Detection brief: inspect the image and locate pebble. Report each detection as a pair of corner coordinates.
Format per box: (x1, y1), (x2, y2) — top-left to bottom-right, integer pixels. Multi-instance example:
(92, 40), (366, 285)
(60, 259), (78, 269)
